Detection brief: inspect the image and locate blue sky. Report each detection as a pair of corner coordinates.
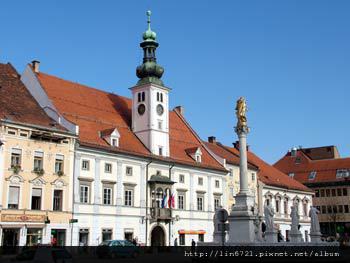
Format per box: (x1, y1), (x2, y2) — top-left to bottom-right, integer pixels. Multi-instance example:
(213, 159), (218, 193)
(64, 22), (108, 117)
(2, 0), (350, 163)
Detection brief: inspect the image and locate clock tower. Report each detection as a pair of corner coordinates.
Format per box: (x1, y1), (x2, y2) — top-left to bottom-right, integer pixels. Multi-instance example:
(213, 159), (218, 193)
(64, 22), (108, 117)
(130, 11), (170, 157)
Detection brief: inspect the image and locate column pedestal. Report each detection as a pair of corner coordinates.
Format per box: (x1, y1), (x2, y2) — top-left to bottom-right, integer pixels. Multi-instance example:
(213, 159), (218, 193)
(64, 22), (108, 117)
(265, 231), (277, 243)
(310, 232), (322, 243)
(289, 231), (303, 243)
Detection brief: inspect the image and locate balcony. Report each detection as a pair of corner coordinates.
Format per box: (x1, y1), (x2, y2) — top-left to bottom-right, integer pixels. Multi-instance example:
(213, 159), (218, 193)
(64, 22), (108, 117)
(150, 207), (172, 221)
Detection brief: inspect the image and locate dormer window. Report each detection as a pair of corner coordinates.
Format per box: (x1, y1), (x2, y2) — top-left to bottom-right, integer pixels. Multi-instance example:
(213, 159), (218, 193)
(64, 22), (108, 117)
(308, 171), (317, 180)
(100, 128), (120, 147)
(336, 169), (350, 179)
(186, 147), (202, 163)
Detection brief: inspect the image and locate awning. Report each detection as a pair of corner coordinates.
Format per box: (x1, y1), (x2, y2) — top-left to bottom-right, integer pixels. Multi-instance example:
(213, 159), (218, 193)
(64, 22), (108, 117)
(178, 230), (206, 235)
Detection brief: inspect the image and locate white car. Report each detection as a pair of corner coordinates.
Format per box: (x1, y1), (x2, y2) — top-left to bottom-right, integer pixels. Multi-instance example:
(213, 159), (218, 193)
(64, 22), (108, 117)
(12, 247), (72, 263)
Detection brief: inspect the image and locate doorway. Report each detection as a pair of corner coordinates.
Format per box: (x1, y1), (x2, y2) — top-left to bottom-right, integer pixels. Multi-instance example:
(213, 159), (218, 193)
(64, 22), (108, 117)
(2, 228), (20, 246)
(151, 226), (165, 246)
(51, 229), (66, 246)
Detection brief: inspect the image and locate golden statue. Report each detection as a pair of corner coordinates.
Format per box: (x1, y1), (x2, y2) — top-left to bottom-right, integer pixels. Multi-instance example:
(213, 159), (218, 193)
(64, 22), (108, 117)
(235, 97), (248, 130)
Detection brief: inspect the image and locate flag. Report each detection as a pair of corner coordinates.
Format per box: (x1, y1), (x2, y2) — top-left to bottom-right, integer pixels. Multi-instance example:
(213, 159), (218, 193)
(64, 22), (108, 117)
(169, 193), (175, 208)
(161, 194), (167, 208)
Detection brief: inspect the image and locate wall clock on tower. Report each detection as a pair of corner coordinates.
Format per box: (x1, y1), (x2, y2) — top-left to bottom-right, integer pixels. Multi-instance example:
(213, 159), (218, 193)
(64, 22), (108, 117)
(156, 104), (164, 116)
(138, 104), (146, 115)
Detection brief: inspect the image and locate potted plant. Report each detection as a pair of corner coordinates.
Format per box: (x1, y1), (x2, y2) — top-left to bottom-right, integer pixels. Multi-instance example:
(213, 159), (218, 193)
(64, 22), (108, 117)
(34, 167), (45, 176)
(11, 164), (21, 174)
(57, 170), (64, 176)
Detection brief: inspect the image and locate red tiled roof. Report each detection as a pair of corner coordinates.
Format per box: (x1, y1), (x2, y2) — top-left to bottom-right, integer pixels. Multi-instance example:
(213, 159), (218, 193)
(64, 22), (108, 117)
(205, 140), (311, 192)
(0, 63), (66, 131)
(274, 149), (350, 184)
(35, 71), (225, 172)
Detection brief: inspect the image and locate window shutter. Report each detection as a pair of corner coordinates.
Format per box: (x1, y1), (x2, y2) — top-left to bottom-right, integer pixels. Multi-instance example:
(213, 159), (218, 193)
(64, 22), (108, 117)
(32, 188), (42, 197)
(11, 148), (22, 155)
(34, 151), (44, 158)
(55, 154), (64, 160)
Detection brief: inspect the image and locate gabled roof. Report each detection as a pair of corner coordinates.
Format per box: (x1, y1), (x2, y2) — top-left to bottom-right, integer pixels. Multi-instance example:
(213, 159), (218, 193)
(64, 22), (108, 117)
(0, 63), (65, 131)
(34, 70), (225, 172)
(205, 139), (311, 192)
(274, 148), (350, 184)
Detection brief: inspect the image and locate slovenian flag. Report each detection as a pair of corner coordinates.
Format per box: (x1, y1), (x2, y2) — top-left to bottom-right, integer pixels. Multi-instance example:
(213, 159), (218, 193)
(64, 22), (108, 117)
(161, 194), (167, 208)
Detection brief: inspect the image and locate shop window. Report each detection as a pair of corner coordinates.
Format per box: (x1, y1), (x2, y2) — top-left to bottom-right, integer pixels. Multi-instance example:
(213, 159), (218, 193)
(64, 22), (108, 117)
(31, 188), (42, 210)
(124, 230), (133, 242)
(26, 228), (42, 246)
(8, 186), (20, 209)
(179, 234), (185, 245)
(53, 190), (63, 211)
(102, 229), (113, 242)
(79, 229), (89, 246)
(198, 234), (204, 242)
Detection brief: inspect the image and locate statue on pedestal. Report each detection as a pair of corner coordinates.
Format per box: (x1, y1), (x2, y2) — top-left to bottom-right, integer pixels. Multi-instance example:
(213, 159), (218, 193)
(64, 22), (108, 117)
(309, 206), (321, 233)
(290, 205), (300, 233)
(264, 204), (275, 232)
(235, 97), (248, 132)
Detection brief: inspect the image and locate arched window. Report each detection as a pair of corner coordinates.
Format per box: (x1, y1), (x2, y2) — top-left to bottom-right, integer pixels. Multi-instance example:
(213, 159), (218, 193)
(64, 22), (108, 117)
(142, 92), (145, 102)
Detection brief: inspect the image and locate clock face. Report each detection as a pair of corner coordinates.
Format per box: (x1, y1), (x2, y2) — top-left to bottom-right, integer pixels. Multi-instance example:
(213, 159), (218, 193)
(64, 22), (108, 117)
(138, 104), (146, 115)
(156, 104), (164, 116)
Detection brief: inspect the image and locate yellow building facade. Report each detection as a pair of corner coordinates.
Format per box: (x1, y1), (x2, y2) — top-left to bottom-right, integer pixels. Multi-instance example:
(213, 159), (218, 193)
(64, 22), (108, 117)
(0, 121), (76, 246)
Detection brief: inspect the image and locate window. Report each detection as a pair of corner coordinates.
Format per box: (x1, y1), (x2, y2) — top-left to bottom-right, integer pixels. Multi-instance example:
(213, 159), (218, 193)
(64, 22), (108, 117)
(345, 205), (349, 213)
(315, 189), (320, 197)
(124, 231), (134, 241)
(215, 180), (220, 188)
(20, 132), (28, 137)
(326, 189), (330, 197)
(321, 206), (326, 214)
(34, 151), (43, 170)
(26, 228), (42, 246)
(138, 92), (145, 102)
(82, 160), (90, 171)
(102, 229), (112, 242)
(178, 194), (185, 210)
(158, 120), (163, 130)
(103, 187), (113, 205)
(126, 166), (133, 176)
(11, 149), (22, 167)
(331, 189), (336, 197)
(343, 188), (348, 196)
(7, 129), (16, 135)
(284, 200), (288, 215)
(338, 205), (343, 213)
(80, 185), (89, 203)
(105, 163), (112, 173)
(55, 154), (64, 174)
(336, 169), (349, 178)
(157, 92), (160, 101)
(320, 189), (325, 197)
(79, 229), (89, 246)
(142, 92), (145, 102)
(195, 155), (201, 163)
(198, 234), (204, 242)
(327, 206), (332, 214)
(303, 202), (308, 216)
(8, 186), (19, 209)
(31, 188), (42, 210)
(138, 93), (141, 102)
(179, 174), (185, 183)
(125, 189), (133, 206)
(214, 196), (221, 210)
(111, 138), (118, 147)
(337, 188), (342, 196)
(275, 198), (280, 213)
(197, 195), (204, 211)
(332, 205), (337, 214)
(198, 177), (203, 186)
(295, 157), (301, 164)
(179, 234), (185, 245)
(308, 171), (316, 180)
(158, 147), (163, 156)
(160, 93), (163, 102)
(252, 173), (255, 181)
(288, 173), (294, 178)
(53, 190), (63, 211)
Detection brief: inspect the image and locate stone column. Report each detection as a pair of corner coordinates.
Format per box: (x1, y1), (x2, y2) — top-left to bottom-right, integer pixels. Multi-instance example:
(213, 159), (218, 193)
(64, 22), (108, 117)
(228, 127), (257, 244)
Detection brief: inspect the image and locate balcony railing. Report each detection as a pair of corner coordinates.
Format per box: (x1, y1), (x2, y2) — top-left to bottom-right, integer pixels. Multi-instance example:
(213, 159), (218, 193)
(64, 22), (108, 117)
(150, 207), (172, 221)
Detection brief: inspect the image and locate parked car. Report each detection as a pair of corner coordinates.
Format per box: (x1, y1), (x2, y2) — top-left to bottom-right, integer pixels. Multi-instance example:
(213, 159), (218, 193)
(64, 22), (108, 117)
(96, 240), (139, 258)
(11, 247), (72, 263)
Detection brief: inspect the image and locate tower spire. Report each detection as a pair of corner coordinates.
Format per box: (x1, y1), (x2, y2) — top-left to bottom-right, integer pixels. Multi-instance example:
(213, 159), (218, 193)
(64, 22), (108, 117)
(136, 10), (164, 86)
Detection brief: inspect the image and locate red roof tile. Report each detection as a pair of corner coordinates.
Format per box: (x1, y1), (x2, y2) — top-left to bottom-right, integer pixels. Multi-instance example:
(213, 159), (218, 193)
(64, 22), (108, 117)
(205, 140), (311, 192)
(274, 149), (350, 184)
(35, 71), (225, 172)
(0, 63), (65, 131)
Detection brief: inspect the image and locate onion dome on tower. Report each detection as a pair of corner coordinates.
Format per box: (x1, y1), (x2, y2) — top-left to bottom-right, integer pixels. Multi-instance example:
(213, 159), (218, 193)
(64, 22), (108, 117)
(136, 11), (164, 86)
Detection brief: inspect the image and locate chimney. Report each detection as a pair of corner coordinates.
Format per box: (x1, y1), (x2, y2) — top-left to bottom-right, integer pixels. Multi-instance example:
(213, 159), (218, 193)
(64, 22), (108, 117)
(174, 106), (184, 116)
(208, 136), (216, 144)
(31, 60), (40, 73)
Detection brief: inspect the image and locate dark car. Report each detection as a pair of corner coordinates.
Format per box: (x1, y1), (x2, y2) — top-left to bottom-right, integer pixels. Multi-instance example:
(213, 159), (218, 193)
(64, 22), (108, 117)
(96, 240), (140, 258)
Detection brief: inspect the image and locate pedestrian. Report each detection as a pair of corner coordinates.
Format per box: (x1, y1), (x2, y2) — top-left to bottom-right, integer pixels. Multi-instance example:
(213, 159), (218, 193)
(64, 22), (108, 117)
(191, 239), (196, 252)
(174, 238), (178, 246)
